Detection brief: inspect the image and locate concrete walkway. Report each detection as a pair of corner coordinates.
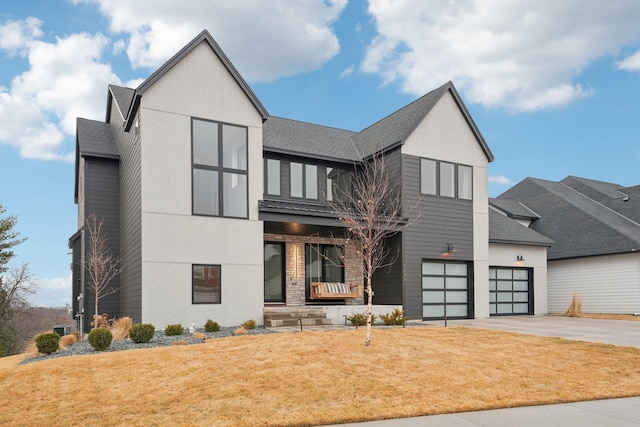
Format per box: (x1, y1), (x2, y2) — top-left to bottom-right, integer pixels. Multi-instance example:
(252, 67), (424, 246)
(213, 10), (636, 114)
(324, 397), (640, 426)
(306, 316), (640, 426)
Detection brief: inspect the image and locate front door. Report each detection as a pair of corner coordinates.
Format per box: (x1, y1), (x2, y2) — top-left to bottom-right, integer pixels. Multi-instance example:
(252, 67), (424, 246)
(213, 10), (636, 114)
(264, 242), (285, 303)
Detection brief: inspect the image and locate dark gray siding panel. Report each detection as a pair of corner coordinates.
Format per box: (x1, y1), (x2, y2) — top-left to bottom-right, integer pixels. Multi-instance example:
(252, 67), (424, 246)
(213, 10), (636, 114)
(371, 148), (404, 305)
(371, 233), (403, 304)
(111, 107), (142, 323)
(84, 157), (120, 326)
(401, 154), (474, 319)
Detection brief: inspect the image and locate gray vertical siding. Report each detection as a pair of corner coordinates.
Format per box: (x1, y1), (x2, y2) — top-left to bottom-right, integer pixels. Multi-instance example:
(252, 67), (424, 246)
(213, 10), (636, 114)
(110, 106), (142, 324)
(371, 148), (404, 305)
(83, 157), (120, 327)
(401, 154), (474, 319)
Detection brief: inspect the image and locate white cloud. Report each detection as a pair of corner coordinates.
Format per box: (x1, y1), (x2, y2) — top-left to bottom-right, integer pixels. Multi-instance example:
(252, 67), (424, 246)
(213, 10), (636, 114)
(617, 50), (640, 71)
(0, 19), (123, 161)
(339, 65), (354, 78)
(0, 17), (42, 54)
(363, 0), (640, 112)
(489, 175), (513, 185)
(30, 275), (72, 308)
(75, 0), (348, 82)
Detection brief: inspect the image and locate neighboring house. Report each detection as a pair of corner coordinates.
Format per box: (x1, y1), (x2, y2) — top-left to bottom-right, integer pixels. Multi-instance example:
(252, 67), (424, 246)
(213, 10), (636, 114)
(69, 30), (550, 330)
(495, 176), (640, 314)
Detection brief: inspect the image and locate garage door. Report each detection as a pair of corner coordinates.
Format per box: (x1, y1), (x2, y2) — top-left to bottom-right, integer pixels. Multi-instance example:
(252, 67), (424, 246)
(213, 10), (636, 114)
(422, 261), (471, 320)
(489, 267), (532, 315)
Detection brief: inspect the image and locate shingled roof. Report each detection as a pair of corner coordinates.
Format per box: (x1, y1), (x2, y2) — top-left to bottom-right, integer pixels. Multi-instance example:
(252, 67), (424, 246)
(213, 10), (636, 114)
(488, 209), (554, 246)
(263, 117), (359, 162)
(489, 198), (539, 221)
(498, 177), (640, 260)
(352, 81), (494, 161)
(74, 118), (119, 203)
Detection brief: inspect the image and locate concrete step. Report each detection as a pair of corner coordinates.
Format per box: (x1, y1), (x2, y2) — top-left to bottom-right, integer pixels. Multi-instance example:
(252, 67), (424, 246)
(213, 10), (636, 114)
(264, 308), (332, 327)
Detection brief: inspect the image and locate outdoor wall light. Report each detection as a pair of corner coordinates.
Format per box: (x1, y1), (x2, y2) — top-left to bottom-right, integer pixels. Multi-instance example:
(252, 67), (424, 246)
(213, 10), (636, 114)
(516, 254), (525, 262)
(447, 243), (457, 253)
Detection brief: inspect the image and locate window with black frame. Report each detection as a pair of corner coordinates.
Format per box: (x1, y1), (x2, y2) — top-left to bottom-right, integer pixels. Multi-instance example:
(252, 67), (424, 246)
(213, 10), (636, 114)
(192, 264), (221, 304)
(192, 118), (248, 218)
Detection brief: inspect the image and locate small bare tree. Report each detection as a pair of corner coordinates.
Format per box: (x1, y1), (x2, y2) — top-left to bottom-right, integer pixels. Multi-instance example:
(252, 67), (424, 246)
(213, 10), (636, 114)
(0, 263), (37, 356)
(84, 213), (120, 325)
(328, 152), (416, 346)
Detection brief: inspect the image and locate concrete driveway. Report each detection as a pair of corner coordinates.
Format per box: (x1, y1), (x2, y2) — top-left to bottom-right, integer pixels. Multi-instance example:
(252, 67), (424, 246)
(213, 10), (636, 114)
(442, 315), (640, 348)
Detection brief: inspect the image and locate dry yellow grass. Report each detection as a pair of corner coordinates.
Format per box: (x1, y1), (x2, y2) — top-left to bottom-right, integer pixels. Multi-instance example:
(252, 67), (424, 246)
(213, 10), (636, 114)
(577, 313), (640, 321)
(1, 327), (640, 426)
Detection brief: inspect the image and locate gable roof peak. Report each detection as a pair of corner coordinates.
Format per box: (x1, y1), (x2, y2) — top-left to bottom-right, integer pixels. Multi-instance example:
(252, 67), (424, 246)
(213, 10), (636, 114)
(352, 81), (494, 161)
(124, 29), (268, 131)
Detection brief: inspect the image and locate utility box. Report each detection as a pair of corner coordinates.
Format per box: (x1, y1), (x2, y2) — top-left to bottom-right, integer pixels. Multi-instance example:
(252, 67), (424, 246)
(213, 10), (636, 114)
(53, 325), (72, 336)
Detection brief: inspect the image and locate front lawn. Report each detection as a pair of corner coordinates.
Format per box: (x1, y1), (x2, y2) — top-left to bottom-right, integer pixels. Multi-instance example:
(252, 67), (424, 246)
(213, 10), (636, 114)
(1, 327), (639, 426)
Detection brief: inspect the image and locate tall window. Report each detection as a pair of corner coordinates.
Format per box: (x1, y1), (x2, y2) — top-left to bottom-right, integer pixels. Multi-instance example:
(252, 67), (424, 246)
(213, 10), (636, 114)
(440, 162), (455, 198)
(290, 162), (318, 200)
(326, 167), (353, 202)
(420, 159), (436, 195)
(265, 158), (281, 196)
(192, 118), (248, 218)
(458, 165), (472, 200)
(192, 264), (221, 304)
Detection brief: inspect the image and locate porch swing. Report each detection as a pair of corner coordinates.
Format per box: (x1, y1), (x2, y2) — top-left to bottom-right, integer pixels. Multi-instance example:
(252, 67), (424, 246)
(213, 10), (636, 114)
(309, 241), (363, 299)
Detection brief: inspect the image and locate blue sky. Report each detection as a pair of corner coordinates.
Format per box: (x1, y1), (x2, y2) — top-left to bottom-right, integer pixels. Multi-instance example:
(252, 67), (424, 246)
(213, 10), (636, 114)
(1, 0), (640, 307)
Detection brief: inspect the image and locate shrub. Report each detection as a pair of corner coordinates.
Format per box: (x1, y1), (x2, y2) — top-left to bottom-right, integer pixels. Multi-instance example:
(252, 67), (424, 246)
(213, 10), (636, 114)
(35, 332), (60, 355)
(129, 323), (155, 344)
(241, 319), (257, 330)
(204, 319), (221, 333)
(347, 312), (377, 327)
(87, 328), (113, 351)
(379, 308), (408, 326)
(165, 324), (184, 336)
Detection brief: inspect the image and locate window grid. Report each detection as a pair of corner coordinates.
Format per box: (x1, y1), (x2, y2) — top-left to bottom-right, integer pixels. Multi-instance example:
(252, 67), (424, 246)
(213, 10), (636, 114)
(192, 118), (248, 218)
(489, 268), (531, 315)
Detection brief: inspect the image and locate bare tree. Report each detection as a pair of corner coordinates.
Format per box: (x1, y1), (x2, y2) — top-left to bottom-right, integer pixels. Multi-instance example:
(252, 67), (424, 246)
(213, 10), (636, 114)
(0, 263), (37, 356)
(84, 213), (120, 325)
(327, 152), (416, 346)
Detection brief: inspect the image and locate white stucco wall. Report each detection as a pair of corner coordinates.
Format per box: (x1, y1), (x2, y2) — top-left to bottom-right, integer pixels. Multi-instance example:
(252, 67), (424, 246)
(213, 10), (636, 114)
(137, 41), (264, 327)
(489, 243), (549, 315)
(402, 91), (491, 318)
(547, 253), (640, 314)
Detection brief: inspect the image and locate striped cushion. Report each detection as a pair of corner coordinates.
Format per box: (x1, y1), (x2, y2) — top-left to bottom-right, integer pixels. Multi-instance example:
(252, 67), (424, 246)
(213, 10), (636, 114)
(324, 283), (351, 294)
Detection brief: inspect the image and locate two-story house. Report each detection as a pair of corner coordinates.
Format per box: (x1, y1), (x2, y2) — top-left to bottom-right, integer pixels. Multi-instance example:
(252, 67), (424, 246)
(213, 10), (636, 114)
(70, 30), (550, 330)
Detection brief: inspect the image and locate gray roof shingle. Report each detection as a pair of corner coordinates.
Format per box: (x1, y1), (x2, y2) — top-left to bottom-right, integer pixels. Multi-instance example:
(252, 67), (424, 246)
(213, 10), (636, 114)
(76, 118), (119, 158)
(499, 177), (640, 259)
(263, 117), (359, 162)
(489, 209), (554, 246)
(489, 198), (539, 220)
(108, 85), (135, 119)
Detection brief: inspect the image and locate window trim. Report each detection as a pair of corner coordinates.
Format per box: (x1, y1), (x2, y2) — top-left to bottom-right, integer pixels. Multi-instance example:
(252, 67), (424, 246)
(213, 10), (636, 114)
(191, 118), (249, 219)
(289, 161), (318, 200)
(192, 264), (221, 304)
(419, 157), (473, 200)
(264, 158), (281, 197)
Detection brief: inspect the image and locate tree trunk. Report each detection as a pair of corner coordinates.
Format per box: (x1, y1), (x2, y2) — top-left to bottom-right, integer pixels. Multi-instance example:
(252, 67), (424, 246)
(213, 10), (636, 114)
(365, 276), (373, 347)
